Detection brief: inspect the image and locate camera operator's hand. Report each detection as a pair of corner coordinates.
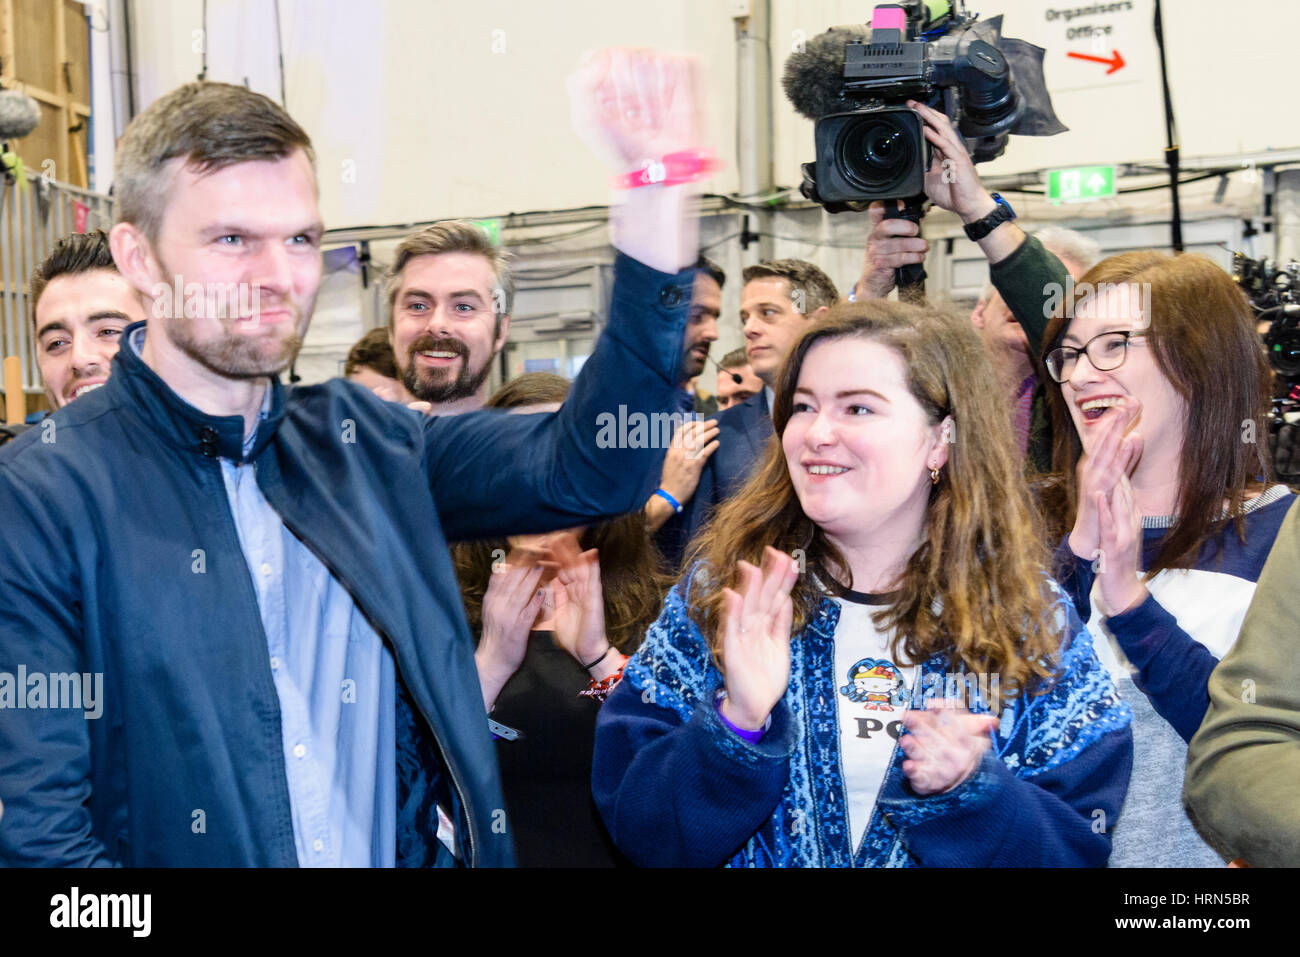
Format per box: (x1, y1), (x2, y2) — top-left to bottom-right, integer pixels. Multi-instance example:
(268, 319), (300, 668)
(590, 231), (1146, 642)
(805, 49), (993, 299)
(909, 99), (1026, 265)
(909, 99), (994, 221)
(854, 200), (930, 300)
(568, 48), (705, 273)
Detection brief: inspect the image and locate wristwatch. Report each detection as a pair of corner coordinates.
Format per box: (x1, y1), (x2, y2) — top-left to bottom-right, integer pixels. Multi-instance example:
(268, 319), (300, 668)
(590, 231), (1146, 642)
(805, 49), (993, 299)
(962, 193), (1015, 242)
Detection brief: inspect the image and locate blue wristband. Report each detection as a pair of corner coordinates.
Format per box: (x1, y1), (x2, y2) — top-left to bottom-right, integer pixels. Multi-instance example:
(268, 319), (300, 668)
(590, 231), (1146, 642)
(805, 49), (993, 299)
(654, 488), (683, 514)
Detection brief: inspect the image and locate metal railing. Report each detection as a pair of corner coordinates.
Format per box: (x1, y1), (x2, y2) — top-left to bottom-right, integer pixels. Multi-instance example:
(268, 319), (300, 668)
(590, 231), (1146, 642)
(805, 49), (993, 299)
(1, 176), (116, 392)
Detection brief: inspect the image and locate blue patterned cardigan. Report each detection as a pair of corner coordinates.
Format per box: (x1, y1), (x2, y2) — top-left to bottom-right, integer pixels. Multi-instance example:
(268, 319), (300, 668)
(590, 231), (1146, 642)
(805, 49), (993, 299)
(592, 566), (1134, 867)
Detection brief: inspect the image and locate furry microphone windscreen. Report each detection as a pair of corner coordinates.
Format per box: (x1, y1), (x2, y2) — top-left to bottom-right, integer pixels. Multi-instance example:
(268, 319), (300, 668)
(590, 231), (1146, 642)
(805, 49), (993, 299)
(782, 27), (870, 120)
(0, 90), (41, 141)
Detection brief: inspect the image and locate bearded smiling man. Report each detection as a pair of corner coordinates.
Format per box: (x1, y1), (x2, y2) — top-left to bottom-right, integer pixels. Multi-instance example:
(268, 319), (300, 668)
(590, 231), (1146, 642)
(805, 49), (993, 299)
(0, 48), (706, 868)
(386, 222), (512, 414)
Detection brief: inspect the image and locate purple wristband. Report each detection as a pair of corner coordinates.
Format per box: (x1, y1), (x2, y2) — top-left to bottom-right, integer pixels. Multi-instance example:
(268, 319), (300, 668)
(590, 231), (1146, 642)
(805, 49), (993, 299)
(715, 693), (767, 743)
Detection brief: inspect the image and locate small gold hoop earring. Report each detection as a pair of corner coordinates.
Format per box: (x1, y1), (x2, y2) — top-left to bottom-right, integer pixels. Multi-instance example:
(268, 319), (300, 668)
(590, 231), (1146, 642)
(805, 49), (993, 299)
(930, 467), (940, 485)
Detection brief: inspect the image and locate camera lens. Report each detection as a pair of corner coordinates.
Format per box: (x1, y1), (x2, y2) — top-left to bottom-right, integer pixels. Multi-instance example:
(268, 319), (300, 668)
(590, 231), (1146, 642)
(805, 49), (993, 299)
(1270, 327), (1300, 379)
(836, 113), (916, 194)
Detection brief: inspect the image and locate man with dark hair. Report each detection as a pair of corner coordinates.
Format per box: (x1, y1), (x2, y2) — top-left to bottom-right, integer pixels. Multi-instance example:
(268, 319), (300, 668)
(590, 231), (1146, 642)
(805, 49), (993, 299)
(677, 255), (723, 415)
(714, 347), (762, 411)
(385, 220), (513, 415)
(343, 327), (401, 394)
(28, 230), (147, 411)
(643, 255), (727, 540)
(0, 53), (706, 869)
(654, 258), (838, 567)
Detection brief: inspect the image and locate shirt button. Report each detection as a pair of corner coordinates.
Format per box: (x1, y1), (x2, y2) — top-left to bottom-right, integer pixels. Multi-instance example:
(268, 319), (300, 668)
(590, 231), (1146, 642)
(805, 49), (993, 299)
(313, 839), (324, 853)
(269, 656), (280, 671)
(293, 743), (306, 759)
(260, 563), (273, 577)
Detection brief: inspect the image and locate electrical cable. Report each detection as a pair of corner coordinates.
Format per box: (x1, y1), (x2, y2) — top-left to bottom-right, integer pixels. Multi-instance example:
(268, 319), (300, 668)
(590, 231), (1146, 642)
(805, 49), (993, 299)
(273, 0), (287, 108)
(198, 0), (207, 81)
(1153, 0), (1183, 251)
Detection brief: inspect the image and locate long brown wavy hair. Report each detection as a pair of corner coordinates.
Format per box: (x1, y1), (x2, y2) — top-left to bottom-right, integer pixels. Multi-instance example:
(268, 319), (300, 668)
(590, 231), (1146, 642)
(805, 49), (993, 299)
(1042, 252), (1272, 575)
(451, 372), (671, 654)
(686, 300), (1059, 696)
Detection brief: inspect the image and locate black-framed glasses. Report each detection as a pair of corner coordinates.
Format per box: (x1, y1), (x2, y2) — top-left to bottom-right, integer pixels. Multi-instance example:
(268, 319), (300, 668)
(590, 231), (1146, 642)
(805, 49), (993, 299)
(1045, 330), (1148, 383)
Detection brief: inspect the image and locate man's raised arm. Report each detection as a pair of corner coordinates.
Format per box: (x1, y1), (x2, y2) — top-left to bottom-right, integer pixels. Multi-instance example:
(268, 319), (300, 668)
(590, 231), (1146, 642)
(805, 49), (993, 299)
(423, 49), (712, 541)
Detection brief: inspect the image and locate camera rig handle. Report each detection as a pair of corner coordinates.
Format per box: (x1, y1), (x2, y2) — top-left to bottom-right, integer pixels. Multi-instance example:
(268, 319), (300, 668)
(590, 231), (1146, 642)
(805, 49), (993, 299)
(883, 195), (927, 302)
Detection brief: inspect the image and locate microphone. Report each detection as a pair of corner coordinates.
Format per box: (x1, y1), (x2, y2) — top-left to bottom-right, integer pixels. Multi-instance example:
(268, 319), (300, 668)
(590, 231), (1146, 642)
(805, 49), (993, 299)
(0, 90), (40, 141)
(708, 353), (743, 385)
(782, 26), (870, 121)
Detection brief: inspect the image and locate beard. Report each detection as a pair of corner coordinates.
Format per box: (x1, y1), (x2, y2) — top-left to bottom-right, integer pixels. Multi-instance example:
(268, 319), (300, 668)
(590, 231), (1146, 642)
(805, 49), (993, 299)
(680, 343), (710, 381)
(154, 252), (311, 379)
(401, 333), (492, 404)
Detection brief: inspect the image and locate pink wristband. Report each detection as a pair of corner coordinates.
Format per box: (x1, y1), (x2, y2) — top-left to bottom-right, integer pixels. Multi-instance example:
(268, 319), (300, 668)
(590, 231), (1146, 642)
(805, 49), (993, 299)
(615, 150), (720, 189)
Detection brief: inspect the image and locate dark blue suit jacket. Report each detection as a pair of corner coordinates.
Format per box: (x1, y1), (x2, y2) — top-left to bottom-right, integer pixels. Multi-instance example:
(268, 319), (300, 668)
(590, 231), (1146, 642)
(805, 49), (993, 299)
(656, 389), (773, 569)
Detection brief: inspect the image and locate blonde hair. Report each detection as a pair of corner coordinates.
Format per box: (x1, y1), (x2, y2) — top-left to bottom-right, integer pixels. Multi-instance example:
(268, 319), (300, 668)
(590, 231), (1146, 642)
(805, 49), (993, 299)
(385, 221), (514, 328)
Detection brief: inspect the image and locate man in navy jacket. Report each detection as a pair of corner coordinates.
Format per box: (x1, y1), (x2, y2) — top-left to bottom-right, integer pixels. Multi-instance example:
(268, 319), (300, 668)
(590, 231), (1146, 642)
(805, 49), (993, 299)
(656, 260), (837, 568)
(0, 53), (705, 867)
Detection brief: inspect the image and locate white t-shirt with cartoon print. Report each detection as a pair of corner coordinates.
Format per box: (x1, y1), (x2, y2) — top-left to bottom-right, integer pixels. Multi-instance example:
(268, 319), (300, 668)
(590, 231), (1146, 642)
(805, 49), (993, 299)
(831, 589), (917, 852)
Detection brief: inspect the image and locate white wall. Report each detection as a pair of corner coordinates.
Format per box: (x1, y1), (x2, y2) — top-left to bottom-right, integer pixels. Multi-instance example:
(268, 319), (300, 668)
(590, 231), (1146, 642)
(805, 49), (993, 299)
(123, 0), (1299, 229)
(128, 0), (739, 229)
(117, 0), (1297, 384)
(772, 0), (1296, 186)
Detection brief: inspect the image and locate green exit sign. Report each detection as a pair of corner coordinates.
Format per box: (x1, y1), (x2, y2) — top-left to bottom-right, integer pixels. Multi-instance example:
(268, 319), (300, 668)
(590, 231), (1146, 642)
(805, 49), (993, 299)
(470, 219), (502, 245)
(1048, 165), (1116, 204)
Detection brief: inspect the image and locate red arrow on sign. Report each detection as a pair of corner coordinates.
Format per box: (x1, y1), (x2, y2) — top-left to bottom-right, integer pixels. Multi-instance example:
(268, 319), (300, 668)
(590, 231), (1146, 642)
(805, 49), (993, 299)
(1067, 50), (1126, 74)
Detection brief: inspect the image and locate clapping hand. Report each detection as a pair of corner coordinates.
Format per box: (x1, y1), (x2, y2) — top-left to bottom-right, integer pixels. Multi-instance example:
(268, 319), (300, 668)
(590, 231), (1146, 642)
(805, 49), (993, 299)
(718, 547), (800, 733)
(474, 550), (547, 710)
(1095, 473), (1148, 615)
(900, 698), (1000, 795)
(548, 535), (623, 679)
(1068, 395), (1143, 562)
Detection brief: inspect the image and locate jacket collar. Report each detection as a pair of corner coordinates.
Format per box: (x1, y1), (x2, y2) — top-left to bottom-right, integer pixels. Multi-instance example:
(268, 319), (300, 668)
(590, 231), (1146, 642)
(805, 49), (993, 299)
(109, 321), (287, 463)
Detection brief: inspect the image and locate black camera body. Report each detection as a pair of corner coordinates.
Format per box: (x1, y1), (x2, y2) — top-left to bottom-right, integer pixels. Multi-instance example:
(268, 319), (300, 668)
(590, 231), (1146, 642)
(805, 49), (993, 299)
(1234, 252), (1300, 380)
(786, 3), (1064, 213)
(1231, 251), (1300, 480)
(812, 107), (927, 203)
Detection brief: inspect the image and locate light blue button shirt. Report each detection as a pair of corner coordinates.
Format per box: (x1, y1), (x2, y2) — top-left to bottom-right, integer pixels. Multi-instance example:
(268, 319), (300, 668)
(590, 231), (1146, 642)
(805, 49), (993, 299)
(131, 329), (396, 866)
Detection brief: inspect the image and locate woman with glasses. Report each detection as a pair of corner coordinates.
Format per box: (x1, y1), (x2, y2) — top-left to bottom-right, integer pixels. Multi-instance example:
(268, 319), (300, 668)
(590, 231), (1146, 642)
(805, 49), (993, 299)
(1040, 251), (1295, 867)
(591, 301), (1133, 868)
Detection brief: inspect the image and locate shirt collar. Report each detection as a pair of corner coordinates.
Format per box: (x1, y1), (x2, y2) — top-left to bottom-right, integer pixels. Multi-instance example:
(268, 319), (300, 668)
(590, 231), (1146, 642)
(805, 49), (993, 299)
(115, 320), (286, 463)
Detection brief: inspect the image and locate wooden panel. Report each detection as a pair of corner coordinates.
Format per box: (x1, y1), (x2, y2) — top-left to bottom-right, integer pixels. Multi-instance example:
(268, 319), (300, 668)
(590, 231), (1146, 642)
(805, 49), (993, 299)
(13, 0), (56, 92)
(61, 0), (88, 104)
(16, 100), (60, 178)
(1, 0), (90, 188)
